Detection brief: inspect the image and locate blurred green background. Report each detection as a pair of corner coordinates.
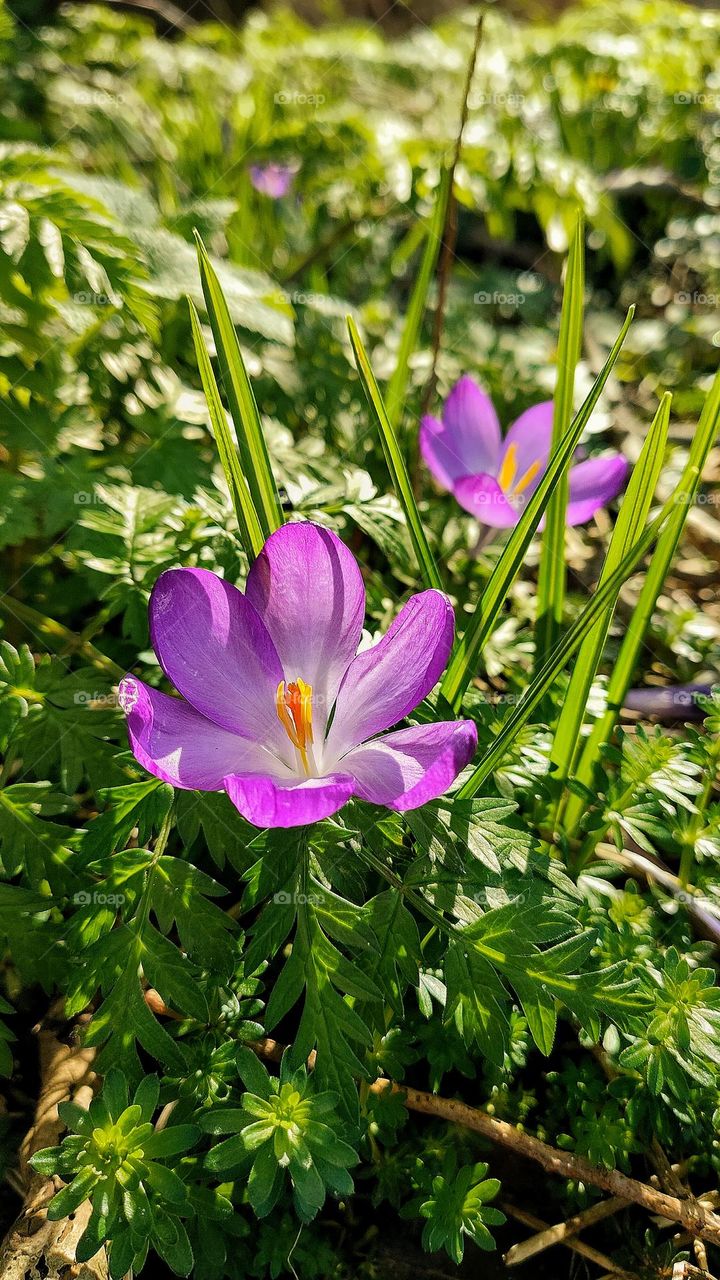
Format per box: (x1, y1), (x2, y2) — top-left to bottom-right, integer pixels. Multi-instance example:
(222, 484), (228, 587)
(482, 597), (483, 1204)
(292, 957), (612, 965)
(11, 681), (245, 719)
(1, 0), (719, 648)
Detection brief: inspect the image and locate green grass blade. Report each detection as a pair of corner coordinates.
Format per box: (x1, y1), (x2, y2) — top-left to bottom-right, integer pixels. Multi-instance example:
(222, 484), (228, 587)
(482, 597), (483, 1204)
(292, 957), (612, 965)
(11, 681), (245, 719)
(441, 306), (635, 710)
(564, 368), (720, 836)
(188, 298), (265, 561)
(194, 232), (283, 539)
(384, 169), (451, 435)
(535, 212), (585, 666)
(549, 392), (671, 808)
(458, 489), (684, 800)
(347, 315), (443, 592)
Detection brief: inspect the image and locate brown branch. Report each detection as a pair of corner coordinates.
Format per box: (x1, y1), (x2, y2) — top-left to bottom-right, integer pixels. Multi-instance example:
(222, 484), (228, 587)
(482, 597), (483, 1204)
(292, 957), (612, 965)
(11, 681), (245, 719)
(503, 1195), (627, 1266)
(0, 1002), (105, 1280)
(368, 1081), (720, 1246)
(240, 1027), (720, 1247)
(500, 1202), (639, 1280)
(145, 1004), (720, 1248)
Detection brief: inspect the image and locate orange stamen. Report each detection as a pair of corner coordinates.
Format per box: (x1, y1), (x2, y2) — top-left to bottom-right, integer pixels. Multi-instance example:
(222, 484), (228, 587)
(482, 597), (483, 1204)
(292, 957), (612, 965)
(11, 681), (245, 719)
(497, 441), (518, 493)
(276, 678), (314, 773)
(513, 458), (542, 495)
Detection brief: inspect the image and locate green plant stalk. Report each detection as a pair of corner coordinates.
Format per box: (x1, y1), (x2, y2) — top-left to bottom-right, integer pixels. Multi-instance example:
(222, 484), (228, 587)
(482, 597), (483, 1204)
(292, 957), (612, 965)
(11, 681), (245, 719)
(194, 232), (283, 539)
(457, 489), (685, 800)
(564, 367), (720, 838)
(550, 392), (672, 818)
(189, 297), (265, 561)
(535, 212), (585, 666)
(0, 596), (124, 679)
(384, 169), (451, 436)
(441, 307), (635, 710)
(347, 315), (443, 592)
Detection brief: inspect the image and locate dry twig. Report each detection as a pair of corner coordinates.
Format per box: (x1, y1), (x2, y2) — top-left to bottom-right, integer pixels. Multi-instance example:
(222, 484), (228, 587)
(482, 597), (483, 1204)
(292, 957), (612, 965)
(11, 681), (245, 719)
(244, 1031), (720, 1248)
(0, 1003), (103, 1280)
(503, 1195), (627, 1266)
(500, 1201), (639, 1279)
(420, 11), (484, 420)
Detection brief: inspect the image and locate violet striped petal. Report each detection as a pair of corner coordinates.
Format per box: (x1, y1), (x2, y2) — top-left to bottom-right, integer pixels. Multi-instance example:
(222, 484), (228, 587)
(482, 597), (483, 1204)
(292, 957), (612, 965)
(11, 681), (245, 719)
(345, 720), (477, 811)
(420, 376), (502, 489)
(149, 567), (286, 753)
(119, 676), (281, 791)
(499, 401), (554, 487)
(224, 771), (354, 829)
(453, 475), (519, 528)
(325, 590), (454, 758)
(566, 454), (629, 526)
(245, 522), (365, 736)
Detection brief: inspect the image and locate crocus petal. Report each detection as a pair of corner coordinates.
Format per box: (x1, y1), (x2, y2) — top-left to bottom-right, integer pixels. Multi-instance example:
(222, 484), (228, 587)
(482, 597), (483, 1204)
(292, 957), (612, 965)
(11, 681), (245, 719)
(566, 455), (629, 526)
(224, 771), (354, 829)
(149, 567), (286, 752)
(452, 475), (519, 528)
(500, 401), (554, 485)
(245, 522), (365, 736)
(344, 720), (477, 811)
(325, 590), (454, 758)
(119, 675), (279, 791)
(420, 376), (501, 489)
(624, 684), (710, 721)
(249, 163), (296, 198)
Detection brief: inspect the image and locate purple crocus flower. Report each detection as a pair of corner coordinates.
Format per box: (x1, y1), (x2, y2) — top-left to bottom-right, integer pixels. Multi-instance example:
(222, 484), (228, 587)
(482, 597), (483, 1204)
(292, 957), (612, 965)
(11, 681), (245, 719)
(421, 376), (629, 529)
(118, 523), (477, 829)
(248, 162), (297, 199)
(623, 683), (712, 721)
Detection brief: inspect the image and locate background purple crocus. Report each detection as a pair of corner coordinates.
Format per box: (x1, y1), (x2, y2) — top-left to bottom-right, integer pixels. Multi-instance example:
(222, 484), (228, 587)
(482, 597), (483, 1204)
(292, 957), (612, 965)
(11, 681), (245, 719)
(118, 523), (476, 829)
(421, 375), (629, 529)
(248, 162), (297, 198)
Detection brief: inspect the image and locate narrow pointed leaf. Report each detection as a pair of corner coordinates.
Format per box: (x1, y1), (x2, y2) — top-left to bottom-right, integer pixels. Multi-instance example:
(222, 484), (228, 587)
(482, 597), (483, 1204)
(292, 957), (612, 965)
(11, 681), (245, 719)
(194, 232), (283, 538)
(347, 315), (443, 591)
(441, 306), (635, 710)
(550, 392), (671, 802)
(384, 169), (451, 434)
(189, 298), (265, 560)
(457, 488), (685, 799)
(535, 212), (585, 664)
(565, 368), (720, 836)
